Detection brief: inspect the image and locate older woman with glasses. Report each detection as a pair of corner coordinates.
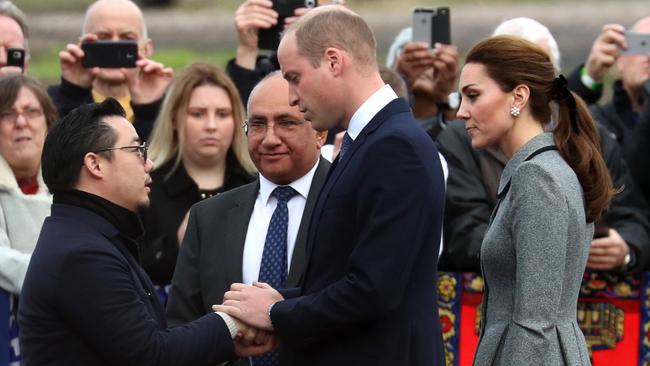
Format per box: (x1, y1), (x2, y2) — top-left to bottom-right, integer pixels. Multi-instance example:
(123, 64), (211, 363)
(0, 74), (57, 297)
(140, 62), (256, 291)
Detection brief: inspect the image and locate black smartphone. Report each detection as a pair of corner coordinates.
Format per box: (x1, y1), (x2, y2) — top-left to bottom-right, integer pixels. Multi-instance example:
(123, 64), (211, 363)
(258, 0), (318, 51)
(432, 7), (451, 45)
(593, 220), (610, 238)
(6, 48), (25, 70)
(81, 40), (138, 68)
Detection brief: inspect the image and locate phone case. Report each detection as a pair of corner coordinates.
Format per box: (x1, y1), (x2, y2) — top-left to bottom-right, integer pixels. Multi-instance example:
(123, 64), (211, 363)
(623, 31), (650, 55)
(81, 41), (138, 68)
(432, 7), (451, 45)
(6, 48), (24, 69)
(412, 8), (434, 46)
(258, 0), (318, 51)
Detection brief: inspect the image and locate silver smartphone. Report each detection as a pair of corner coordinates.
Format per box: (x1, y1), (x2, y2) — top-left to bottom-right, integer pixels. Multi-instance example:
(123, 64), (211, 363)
(621, 31), (650, 55)
(412, 8), (434, 45)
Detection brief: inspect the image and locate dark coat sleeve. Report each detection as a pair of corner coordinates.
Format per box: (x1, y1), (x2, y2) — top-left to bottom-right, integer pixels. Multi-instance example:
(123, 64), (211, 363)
(226, 54), (279, 107)
(626, 101), (650, 205)
(435, 122), (491, 272)
(566, 64), (603, 105)
(56, 238), (235, 366)
(166, 207), (209, 327)
(47, 77), (161, 141)
(599, 124), (650, 272)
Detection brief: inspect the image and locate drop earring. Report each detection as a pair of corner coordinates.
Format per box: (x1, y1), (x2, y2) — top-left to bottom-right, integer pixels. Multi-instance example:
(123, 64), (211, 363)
(510, 106), (521, 118)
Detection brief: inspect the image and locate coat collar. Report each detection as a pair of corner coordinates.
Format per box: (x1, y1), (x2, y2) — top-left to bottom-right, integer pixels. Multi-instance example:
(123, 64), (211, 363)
(497, 132), (556, 196)
(0, 153), (48, 196)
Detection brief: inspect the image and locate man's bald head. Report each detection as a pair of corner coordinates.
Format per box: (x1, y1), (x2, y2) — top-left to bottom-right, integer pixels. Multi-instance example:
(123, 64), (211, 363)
(83, 0), (148, 40)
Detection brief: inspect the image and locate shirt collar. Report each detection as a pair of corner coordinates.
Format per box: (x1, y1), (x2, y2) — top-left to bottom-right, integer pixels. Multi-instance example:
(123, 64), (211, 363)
(346, 84), (398, 141)
(258, 159), (320, 205)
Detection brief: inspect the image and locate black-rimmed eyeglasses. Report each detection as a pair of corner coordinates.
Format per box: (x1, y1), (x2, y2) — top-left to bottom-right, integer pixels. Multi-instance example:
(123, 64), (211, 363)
(94, 141), (148, 163)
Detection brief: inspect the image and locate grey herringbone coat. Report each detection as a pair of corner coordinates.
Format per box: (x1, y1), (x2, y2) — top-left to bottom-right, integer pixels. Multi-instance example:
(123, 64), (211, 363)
(473, 133), (593, 366)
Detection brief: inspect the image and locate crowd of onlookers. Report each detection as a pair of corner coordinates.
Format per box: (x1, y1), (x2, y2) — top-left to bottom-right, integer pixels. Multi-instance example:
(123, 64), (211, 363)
(1, 0), (649, 362)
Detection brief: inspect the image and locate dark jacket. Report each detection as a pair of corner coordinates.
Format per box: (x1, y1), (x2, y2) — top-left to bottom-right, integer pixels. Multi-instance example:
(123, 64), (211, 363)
(271, 98), (446, 365)
(437, 120), (650, 273)
(167, 158), (330, 366)
(47, 77), (162, 141)
(591, 80), (650, 205)
(18, 191), (234, 366)
(226, 54), (279, 107)
(139, 154), (254, 286)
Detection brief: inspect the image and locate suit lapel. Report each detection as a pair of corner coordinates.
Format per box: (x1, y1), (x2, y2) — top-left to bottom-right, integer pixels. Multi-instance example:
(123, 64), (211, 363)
(287, 158), (330, 286)
(221, 182), (258, 287)
(303, 98), (410, 276)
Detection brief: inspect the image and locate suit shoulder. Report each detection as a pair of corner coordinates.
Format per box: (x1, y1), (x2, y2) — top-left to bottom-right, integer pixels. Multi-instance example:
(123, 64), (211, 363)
(192, 181), (258, 213)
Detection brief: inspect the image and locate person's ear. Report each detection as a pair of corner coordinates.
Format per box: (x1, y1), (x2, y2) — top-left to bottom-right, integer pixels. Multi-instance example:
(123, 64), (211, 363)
(324, 47), (343, 76)
(315, 130), (328, 147)
(142, 38), (154, 58)
(83, 152), (105, 179)
(512, 84), (530, 111)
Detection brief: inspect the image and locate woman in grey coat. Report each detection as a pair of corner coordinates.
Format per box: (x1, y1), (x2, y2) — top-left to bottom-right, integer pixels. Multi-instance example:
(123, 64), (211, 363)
(456, 35), (616, 365)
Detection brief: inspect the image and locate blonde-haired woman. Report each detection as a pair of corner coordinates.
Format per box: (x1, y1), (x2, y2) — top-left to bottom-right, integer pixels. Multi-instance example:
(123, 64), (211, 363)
(140, 62), (256, 289)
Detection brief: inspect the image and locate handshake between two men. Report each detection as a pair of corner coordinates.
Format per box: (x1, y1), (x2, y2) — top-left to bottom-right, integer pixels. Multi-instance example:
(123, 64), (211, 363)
(215, 282), (284, 357)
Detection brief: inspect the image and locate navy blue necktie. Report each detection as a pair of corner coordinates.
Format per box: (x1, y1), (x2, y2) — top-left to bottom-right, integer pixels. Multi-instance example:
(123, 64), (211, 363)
(338, 132), (353, 161)
(253, 186), (298, 366)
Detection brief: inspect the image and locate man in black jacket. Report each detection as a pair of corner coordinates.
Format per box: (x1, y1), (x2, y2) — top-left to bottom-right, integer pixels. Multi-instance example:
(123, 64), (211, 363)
(18, 98), (272, 365)
(47, 0), (172, 141)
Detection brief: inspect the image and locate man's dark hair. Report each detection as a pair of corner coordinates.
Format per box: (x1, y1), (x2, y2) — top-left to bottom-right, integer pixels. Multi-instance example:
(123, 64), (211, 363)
(42, 98), (125, 194)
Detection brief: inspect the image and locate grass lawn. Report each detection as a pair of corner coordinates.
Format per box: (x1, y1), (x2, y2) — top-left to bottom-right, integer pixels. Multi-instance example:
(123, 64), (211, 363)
(29, 47), (236, 85)
(15, 0), (582, 13)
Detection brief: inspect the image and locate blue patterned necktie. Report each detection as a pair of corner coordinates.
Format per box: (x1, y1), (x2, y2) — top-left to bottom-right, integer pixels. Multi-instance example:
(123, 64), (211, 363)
(338, 132), (353, 160)
(253, 186), (298, 366)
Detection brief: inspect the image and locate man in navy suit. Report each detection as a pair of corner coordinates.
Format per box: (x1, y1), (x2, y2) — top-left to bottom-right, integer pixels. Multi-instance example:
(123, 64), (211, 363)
(215, 5), (446, 365)
(18, 98), (272, 365)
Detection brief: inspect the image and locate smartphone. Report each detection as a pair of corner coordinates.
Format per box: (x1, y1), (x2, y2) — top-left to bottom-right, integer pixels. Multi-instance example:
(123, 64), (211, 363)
(621, 31), (650, 55)
(593, 221), (610, 238)
(412, 8), (434, 46)
(6, 48), (25, 70)
(412, 7), (451, 47)
(81, 40), (138, 68)
(258, 0), (318, 51)
(432, 7), (451, 45)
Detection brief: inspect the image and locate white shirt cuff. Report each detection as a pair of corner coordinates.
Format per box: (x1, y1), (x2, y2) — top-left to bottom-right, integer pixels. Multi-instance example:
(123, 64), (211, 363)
(215, 312), (238, 339)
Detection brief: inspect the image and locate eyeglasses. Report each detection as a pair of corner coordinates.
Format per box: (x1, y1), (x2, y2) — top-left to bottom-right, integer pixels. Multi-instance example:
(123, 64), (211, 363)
(0, 107), (44, 126)
(95, 141), (148, 163)
(243, 119), (307, 137)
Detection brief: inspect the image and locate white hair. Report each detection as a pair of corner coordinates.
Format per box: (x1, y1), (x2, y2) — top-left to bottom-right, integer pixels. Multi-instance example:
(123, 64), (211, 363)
(492, 17), (561, 72)
(386, 27), (412, 69)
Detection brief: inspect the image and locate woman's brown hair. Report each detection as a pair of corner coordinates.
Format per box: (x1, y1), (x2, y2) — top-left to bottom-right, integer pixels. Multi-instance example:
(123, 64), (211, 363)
(0, 74), (58, 130)
(465, 35), (615, 222)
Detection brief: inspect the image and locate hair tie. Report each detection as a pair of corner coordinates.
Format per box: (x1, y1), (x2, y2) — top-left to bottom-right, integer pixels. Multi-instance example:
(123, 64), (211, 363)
(551, 75), (579, 133)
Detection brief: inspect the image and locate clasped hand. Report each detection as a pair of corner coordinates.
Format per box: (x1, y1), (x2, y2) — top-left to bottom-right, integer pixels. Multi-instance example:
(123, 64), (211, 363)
(214, 282), (284, 357)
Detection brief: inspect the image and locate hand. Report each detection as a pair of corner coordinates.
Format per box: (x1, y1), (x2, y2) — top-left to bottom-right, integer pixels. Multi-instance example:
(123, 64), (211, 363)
(395, 42), (435, 86)
(585, 23), (627, 82)
(212, 282), (284, 331)
(123, 58), (173, 105)
(429, 43), (460, 103)
(0, 66), (22, 76)
(284, 6), (310, 28)
(234, 329), (277, 357)
(59, 33), (99, 89)
(234, 0), (278, 69)
(176, 210), (191, 247)
(587, 228), (630, 270)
